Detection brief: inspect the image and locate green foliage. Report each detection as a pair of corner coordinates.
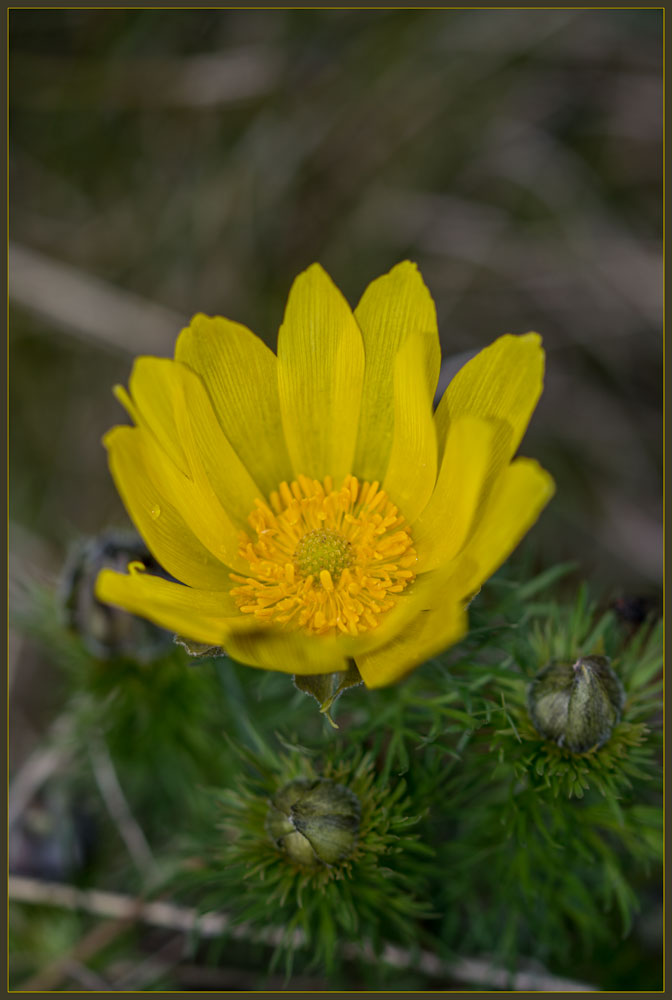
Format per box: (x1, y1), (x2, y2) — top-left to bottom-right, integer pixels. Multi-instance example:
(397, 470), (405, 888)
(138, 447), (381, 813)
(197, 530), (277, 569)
(424, 575), (662, 971)
(486, 581), (662, 801)
(10, 562), (662, 988)
(503, 718), (653, 799)
(171, 735), (434, 979)
(15, 584), (238, 847)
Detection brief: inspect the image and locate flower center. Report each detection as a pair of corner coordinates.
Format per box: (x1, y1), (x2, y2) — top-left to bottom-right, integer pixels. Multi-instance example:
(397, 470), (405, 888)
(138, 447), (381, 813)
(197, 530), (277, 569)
(293, 529), (354, 583)
(230, 474), (417, 637)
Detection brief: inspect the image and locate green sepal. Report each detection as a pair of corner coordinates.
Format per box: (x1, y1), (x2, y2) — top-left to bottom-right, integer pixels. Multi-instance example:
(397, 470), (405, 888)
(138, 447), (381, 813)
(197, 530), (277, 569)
(173, 635), (225, 660)
(292, 661), (363, 726)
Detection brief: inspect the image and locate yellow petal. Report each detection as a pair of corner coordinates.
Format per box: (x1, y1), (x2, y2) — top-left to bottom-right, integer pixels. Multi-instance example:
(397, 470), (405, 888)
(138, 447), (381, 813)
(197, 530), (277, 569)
(412, 415), (496, 572)
(118, 359), (189, 476)
(355, 598), (467, 688)
(225, 629), (349, 677)
(382, 328), (438, 522)
(353, 261), (440, 482)
(350, 457), (554, 681)
(104, 426), (234, 589)
(129, 357), (260, 525)
(434, 333), (544, 469)
(175, 314), (293, 497)
(104, 427), (247, 576)
(95, 568), (256, 646)
(450, 457), (556, 598)
(277, 264), (365, 482)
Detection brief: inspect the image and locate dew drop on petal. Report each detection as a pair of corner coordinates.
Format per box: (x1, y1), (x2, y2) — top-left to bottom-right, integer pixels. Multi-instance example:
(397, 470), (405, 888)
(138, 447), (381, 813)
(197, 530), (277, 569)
(150, 505), (161, 519)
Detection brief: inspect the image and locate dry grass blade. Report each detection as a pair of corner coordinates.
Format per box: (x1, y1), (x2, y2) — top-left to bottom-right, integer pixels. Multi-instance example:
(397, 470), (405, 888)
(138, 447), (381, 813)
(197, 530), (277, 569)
(18, 916), (131, 991)
(11, 47), (282, 109)
(9, 715), (74, 829)
(9, 242), (185, 356)
(9, 875), (596, 991)
(89, 736), (158, 881)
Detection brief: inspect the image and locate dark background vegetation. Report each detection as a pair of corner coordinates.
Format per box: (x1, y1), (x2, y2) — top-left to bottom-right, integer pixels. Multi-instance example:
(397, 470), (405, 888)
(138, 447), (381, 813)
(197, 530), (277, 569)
(9, 7), (663, 991)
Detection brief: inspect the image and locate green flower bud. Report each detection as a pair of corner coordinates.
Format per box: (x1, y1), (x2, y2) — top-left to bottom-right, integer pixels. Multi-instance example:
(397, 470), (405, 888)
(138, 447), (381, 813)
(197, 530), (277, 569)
(528, 656), (625, 753)
(266, 778), (361, 868)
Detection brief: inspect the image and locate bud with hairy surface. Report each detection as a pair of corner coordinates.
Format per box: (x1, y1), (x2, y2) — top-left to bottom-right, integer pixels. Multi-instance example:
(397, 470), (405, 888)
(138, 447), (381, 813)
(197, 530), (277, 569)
(266, 778), (361, 867)
(528, 656), (625, 753)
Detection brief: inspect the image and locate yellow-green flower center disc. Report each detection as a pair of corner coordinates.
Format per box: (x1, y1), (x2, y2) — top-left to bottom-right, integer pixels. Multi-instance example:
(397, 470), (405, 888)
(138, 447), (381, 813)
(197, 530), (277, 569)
(230, 474), (417, 638)
(293, 529), (354, 583)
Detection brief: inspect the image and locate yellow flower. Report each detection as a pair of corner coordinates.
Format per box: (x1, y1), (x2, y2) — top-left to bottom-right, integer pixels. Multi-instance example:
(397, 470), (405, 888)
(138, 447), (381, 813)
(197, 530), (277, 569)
(95, 262), (554, 688)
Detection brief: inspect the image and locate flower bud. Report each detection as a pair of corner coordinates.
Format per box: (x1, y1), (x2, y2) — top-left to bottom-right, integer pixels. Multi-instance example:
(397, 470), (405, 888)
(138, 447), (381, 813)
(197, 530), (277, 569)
(527, 656), (625, 753)
(61, 530), (173, 660)
(266, 778), (361, 867)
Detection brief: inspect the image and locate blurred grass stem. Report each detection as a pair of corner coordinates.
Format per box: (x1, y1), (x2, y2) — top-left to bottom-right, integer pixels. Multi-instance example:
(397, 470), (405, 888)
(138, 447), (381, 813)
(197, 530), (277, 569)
(9, 875), (595, 990)
(89, 735), (158, 882)
(9, 241), (184, 356)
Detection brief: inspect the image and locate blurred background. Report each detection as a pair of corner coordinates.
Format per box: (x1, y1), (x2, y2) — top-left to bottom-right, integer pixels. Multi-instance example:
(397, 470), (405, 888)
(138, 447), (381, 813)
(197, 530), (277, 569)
(8, 9), (663, 989)
(9, 0), (663, 881)
(10, 6), (663, 755)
